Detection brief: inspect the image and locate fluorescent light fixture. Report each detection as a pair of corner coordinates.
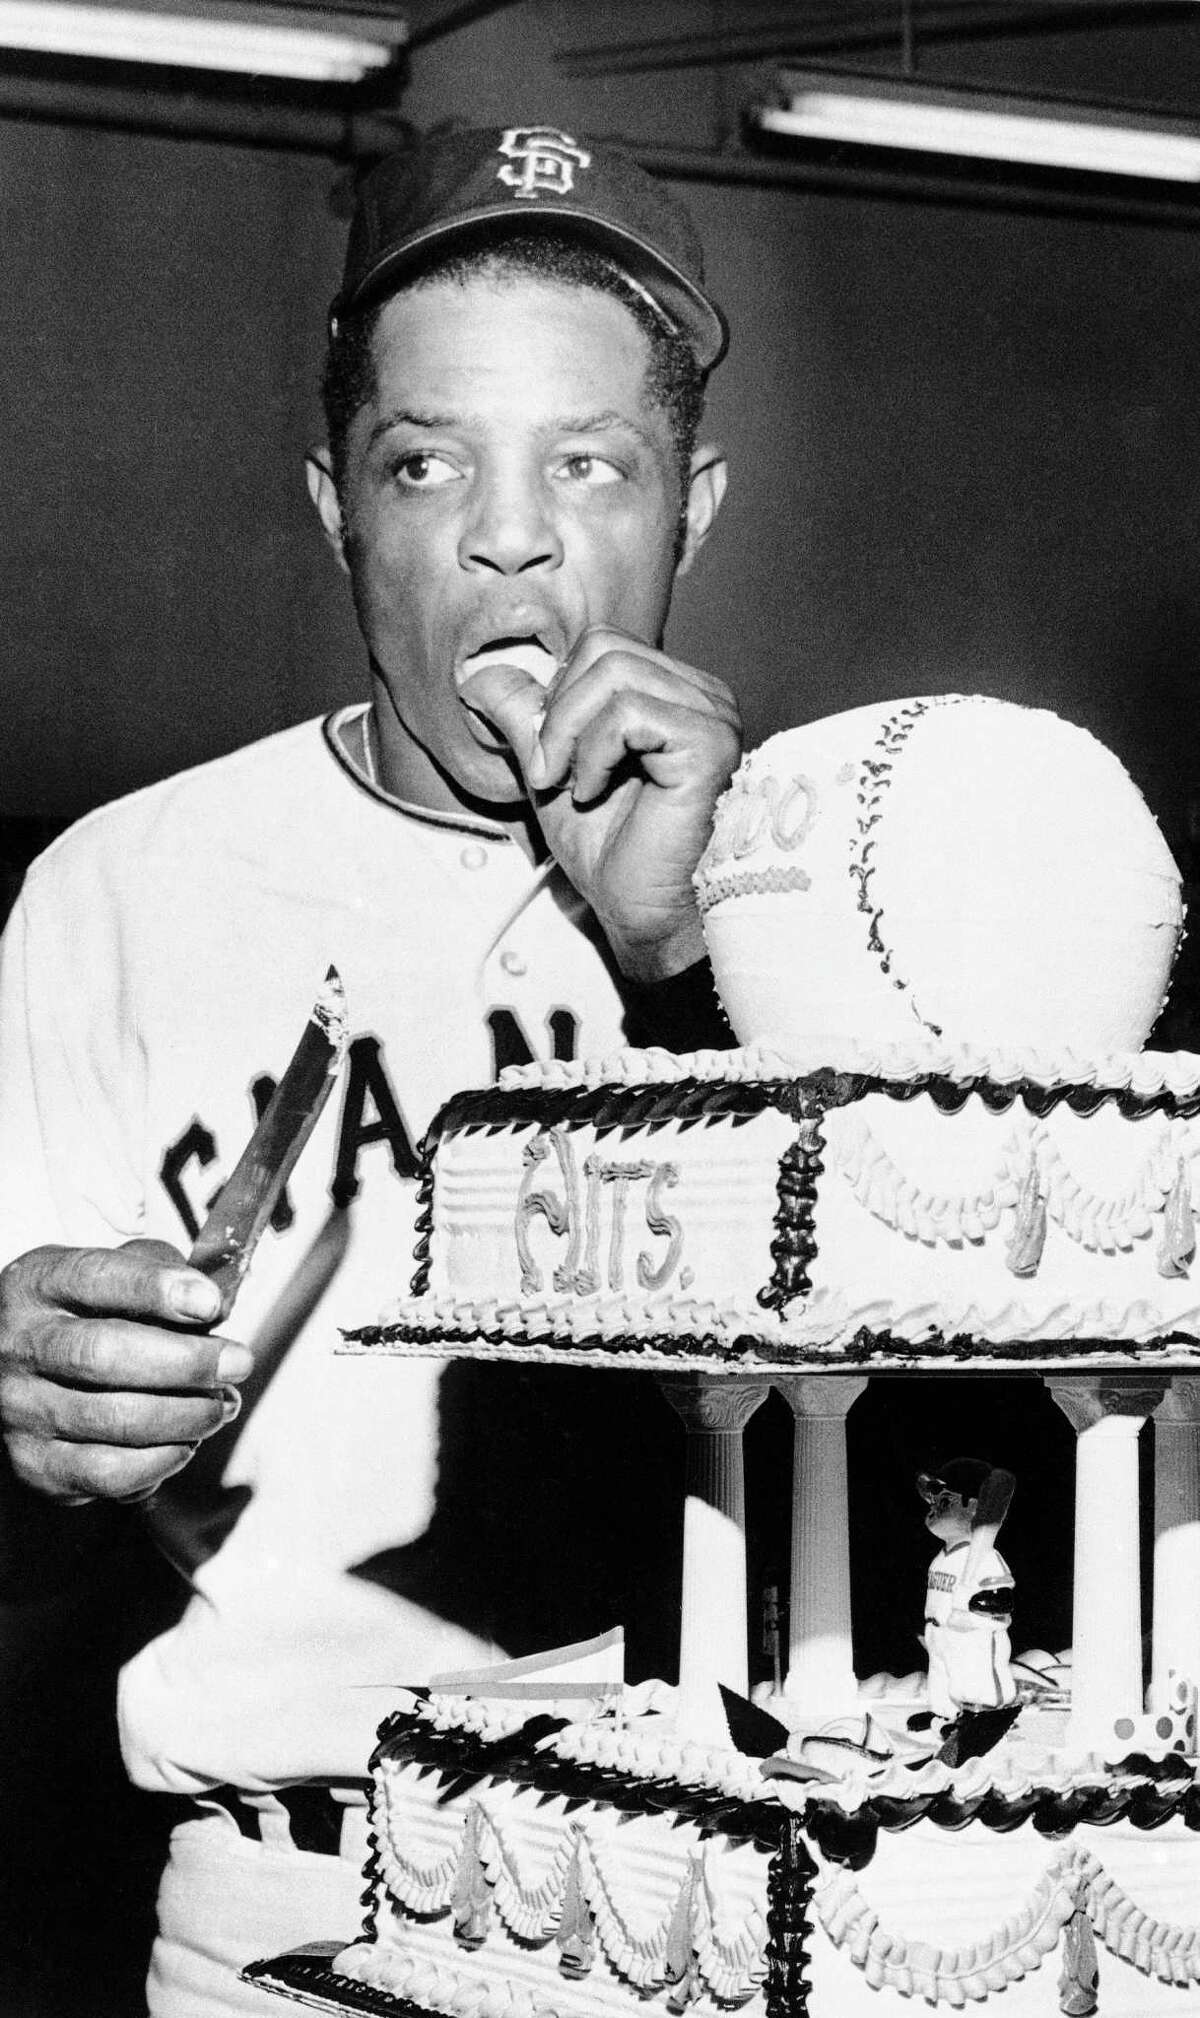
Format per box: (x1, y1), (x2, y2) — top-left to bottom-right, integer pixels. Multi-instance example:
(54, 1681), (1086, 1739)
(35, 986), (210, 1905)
(757, 69), (1200, 186)
(0, 2), (407, 81)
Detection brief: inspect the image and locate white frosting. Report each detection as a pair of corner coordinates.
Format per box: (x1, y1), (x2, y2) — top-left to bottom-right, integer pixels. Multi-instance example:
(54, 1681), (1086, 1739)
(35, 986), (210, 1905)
(363, 1068), (1200, 1367)
(342, 1750), (767, 2016)
(805, 1821), (1200, 2015)
(456, 641), (558, 686)
(498, 1039), (1200, 1100)
(404, 1688), (1177, 1814)
(334, 1696), (1200, 2017)
(694, 696), (1183, 1056)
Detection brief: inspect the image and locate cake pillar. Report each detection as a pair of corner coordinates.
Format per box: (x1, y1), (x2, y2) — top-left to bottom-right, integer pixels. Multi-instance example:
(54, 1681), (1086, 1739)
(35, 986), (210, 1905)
(1046, 1376), (1165, 1753)
(774, 1375), (866, 1714)
(659, 1377), (768, 1730)
(1150, 1377), (1200, 1711)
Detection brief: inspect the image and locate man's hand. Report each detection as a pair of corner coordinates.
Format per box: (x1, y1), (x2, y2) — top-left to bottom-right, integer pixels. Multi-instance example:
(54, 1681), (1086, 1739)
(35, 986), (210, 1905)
(0, 1240), (253, 1504)
(459, 627), (741, 981)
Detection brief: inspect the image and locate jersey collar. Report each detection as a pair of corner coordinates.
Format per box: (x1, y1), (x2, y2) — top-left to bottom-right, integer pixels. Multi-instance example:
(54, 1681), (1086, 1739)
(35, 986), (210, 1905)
(323, 704), (523, 844)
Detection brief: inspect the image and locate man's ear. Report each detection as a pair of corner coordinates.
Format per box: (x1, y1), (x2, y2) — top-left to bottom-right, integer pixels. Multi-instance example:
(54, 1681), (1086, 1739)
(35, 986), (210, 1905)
(306, 446), (349, 573)
(676, 443), (728, 578)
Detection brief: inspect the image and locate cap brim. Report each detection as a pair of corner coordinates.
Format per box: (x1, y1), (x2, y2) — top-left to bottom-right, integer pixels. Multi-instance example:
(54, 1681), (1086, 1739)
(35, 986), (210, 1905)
(331, 201), (728, 370)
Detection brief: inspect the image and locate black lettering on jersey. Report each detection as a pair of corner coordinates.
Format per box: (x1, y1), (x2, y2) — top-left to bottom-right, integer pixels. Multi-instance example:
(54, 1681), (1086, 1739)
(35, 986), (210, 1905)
(331, 1034), (420, 1207)
(159, 1119), (219, 1242)
(250, 1074), (295, 1233)
(486, 1006), (579, 1078)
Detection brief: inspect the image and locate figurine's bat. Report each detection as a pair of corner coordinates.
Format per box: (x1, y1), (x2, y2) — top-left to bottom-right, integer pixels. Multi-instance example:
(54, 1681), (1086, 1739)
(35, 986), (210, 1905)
(958, 1466), (1016, 1602)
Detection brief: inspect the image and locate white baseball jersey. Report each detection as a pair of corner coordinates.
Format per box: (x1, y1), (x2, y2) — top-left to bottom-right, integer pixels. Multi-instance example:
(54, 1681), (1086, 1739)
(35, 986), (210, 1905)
(0, 708), (629, 1794)
(924, 1537), (1015, 1715)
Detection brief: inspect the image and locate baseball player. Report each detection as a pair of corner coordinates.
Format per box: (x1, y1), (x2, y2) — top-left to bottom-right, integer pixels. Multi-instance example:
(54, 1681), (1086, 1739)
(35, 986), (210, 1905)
(0, 128), (738, 2016)
(919, 1457), (1017, 1721)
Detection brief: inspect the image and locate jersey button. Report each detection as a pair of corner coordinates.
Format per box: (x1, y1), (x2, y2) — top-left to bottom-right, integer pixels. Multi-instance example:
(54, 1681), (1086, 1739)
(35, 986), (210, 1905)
(460, 844), (488, 871)
(499, 950), (527, 977)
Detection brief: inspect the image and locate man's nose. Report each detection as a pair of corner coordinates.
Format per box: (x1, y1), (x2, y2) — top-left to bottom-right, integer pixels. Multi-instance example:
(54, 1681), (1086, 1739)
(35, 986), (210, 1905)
(459, 472), (564, 575)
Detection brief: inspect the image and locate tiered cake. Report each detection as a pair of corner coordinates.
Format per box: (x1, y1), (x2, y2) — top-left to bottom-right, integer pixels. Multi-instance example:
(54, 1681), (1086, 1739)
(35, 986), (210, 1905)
(249, 698), (1200, 2018)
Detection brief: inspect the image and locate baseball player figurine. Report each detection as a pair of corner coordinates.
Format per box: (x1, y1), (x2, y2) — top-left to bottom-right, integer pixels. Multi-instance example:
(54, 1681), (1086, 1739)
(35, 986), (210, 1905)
(918, 1458), (1019, 1763)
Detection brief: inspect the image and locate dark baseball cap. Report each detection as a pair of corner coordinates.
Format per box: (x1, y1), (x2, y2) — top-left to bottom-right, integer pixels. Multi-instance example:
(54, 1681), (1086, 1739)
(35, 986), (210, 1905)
(331, 123), (728, 370)
(917, 1458), (993, 1504)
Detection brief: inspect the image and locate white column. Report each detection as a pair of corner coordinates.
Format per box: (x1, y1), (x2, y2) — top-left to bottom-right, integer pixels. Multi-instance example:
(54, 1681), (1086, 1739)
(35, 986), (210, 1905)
(1046, 1376), (1164, 1753)
(1150, 1377), (1200, 1710)
(659, 1377), (768, 1732)
(774, 1375), (866, 1715)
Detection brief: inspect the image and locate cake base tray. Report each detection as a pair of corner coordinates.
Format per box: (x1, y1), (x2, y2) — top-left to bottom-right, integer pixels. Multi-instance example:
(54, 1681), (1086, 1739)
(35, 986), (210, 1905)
(242, 1947), (442, 2018)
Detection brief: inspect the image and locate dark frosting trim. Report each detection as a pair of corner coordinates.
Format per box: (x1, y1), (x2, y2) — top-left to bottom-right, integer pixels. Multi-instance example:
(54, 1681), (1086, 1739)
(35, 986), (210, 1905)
(429, 1069), (1200, 1147)
(848, 697), (951, 1041)
(409, 1141), (436, 1299)
(765, 1813), (816, 2018)
(344, 1317), (1200, 1370)
(372, 1710), (785, 1851)
(370, 1711), (1200, 1877)
(345, 1318), (751, 1362)
(428, 1076), (790, 1145)
(761, 1107), (825, 1312)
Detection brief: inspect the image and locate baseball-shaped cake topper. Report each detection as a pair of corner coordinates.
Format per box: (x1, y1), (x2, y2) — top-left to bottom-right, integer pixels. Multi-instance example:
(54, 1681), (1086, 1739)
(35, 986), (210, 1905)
(694, 695), (1183, 1057)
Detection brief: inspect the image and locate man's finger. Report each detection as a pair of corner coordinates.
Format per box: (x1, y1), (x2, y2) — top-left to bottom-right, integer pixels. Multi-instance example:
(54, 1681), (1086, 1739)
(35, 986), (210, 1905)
(538, 681), (738, 808)
(9, 1241), (223, 1328)
(559, 627), (731, 707)
(2, 1366), (238, 1445)
(538, 653), (737, 789)
(17, 1313), (253, 1392)
(565, 697), (682, 805)
(6, 1429), (200, 1503)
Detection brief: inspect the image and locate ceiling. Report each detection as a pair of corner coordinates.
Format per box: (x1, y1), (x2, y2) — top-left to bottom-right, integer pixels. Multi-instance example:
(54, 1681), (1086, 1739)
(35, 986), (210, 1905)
(2, 1), (1199, 182)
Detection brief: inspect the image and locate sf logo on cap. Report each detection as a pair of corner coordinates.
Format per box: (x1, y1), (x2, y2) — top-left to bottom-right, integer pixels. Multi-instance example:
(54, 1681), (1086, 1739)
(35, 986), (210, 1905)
(497, 127), (591, 200)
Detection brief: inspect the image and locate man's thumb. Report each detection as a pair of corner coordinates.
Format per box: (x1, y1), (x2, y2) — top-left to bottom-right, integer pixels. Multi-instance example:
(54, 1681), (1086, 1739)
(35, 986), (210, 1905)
(457, 664), (547, 785)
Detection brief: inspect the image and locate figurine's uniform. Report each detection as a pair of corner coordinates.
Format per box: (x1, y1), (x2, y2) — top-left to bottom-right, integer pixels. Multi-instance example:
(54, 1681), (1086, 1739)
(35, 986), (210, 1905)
(924, 1537), (1016, 1716)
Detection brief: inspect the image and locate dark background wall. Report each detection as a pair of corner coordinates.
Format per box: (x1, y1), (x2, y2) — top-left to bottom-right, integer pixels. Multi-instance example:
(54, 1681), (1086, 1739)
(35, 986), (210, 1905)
(0, 128), (344, 815)
(0, 2), (1197, 2010)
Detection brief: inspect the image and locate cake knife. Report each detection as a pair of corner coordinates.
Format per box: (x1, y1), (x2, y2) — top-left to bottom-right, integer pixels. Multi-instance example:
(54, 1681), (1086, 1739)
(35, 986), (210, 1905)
(188, 965), (348, 1318)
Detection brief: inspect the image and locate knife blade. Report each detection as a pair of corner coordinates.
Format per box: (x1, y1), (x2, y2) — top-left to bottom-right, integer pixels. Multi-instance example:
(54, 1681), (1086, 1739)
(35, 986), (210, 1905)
(188, 965), (348, 1317)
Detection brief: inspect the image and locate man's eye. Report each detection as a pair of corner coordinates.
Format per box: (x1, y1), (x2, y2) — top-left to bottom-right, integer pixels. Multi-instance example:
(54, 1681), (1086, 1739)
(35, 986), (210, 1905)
(558, 453), (622, 486)
(393, 452), (459, 488)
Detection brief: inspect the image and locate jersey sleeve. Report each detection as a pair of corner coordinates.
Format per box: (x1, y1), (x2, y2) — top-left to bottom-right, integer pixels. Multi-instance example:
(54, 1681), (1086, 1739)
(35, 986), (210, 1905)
(0, 855), (144, 1265)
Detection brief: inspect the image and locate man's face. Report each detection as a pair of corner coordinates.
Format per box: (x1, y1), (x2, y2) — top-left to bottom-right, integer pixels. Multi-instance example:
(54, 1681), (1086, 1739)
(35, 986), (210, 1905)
(327, 273), (692, 810)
